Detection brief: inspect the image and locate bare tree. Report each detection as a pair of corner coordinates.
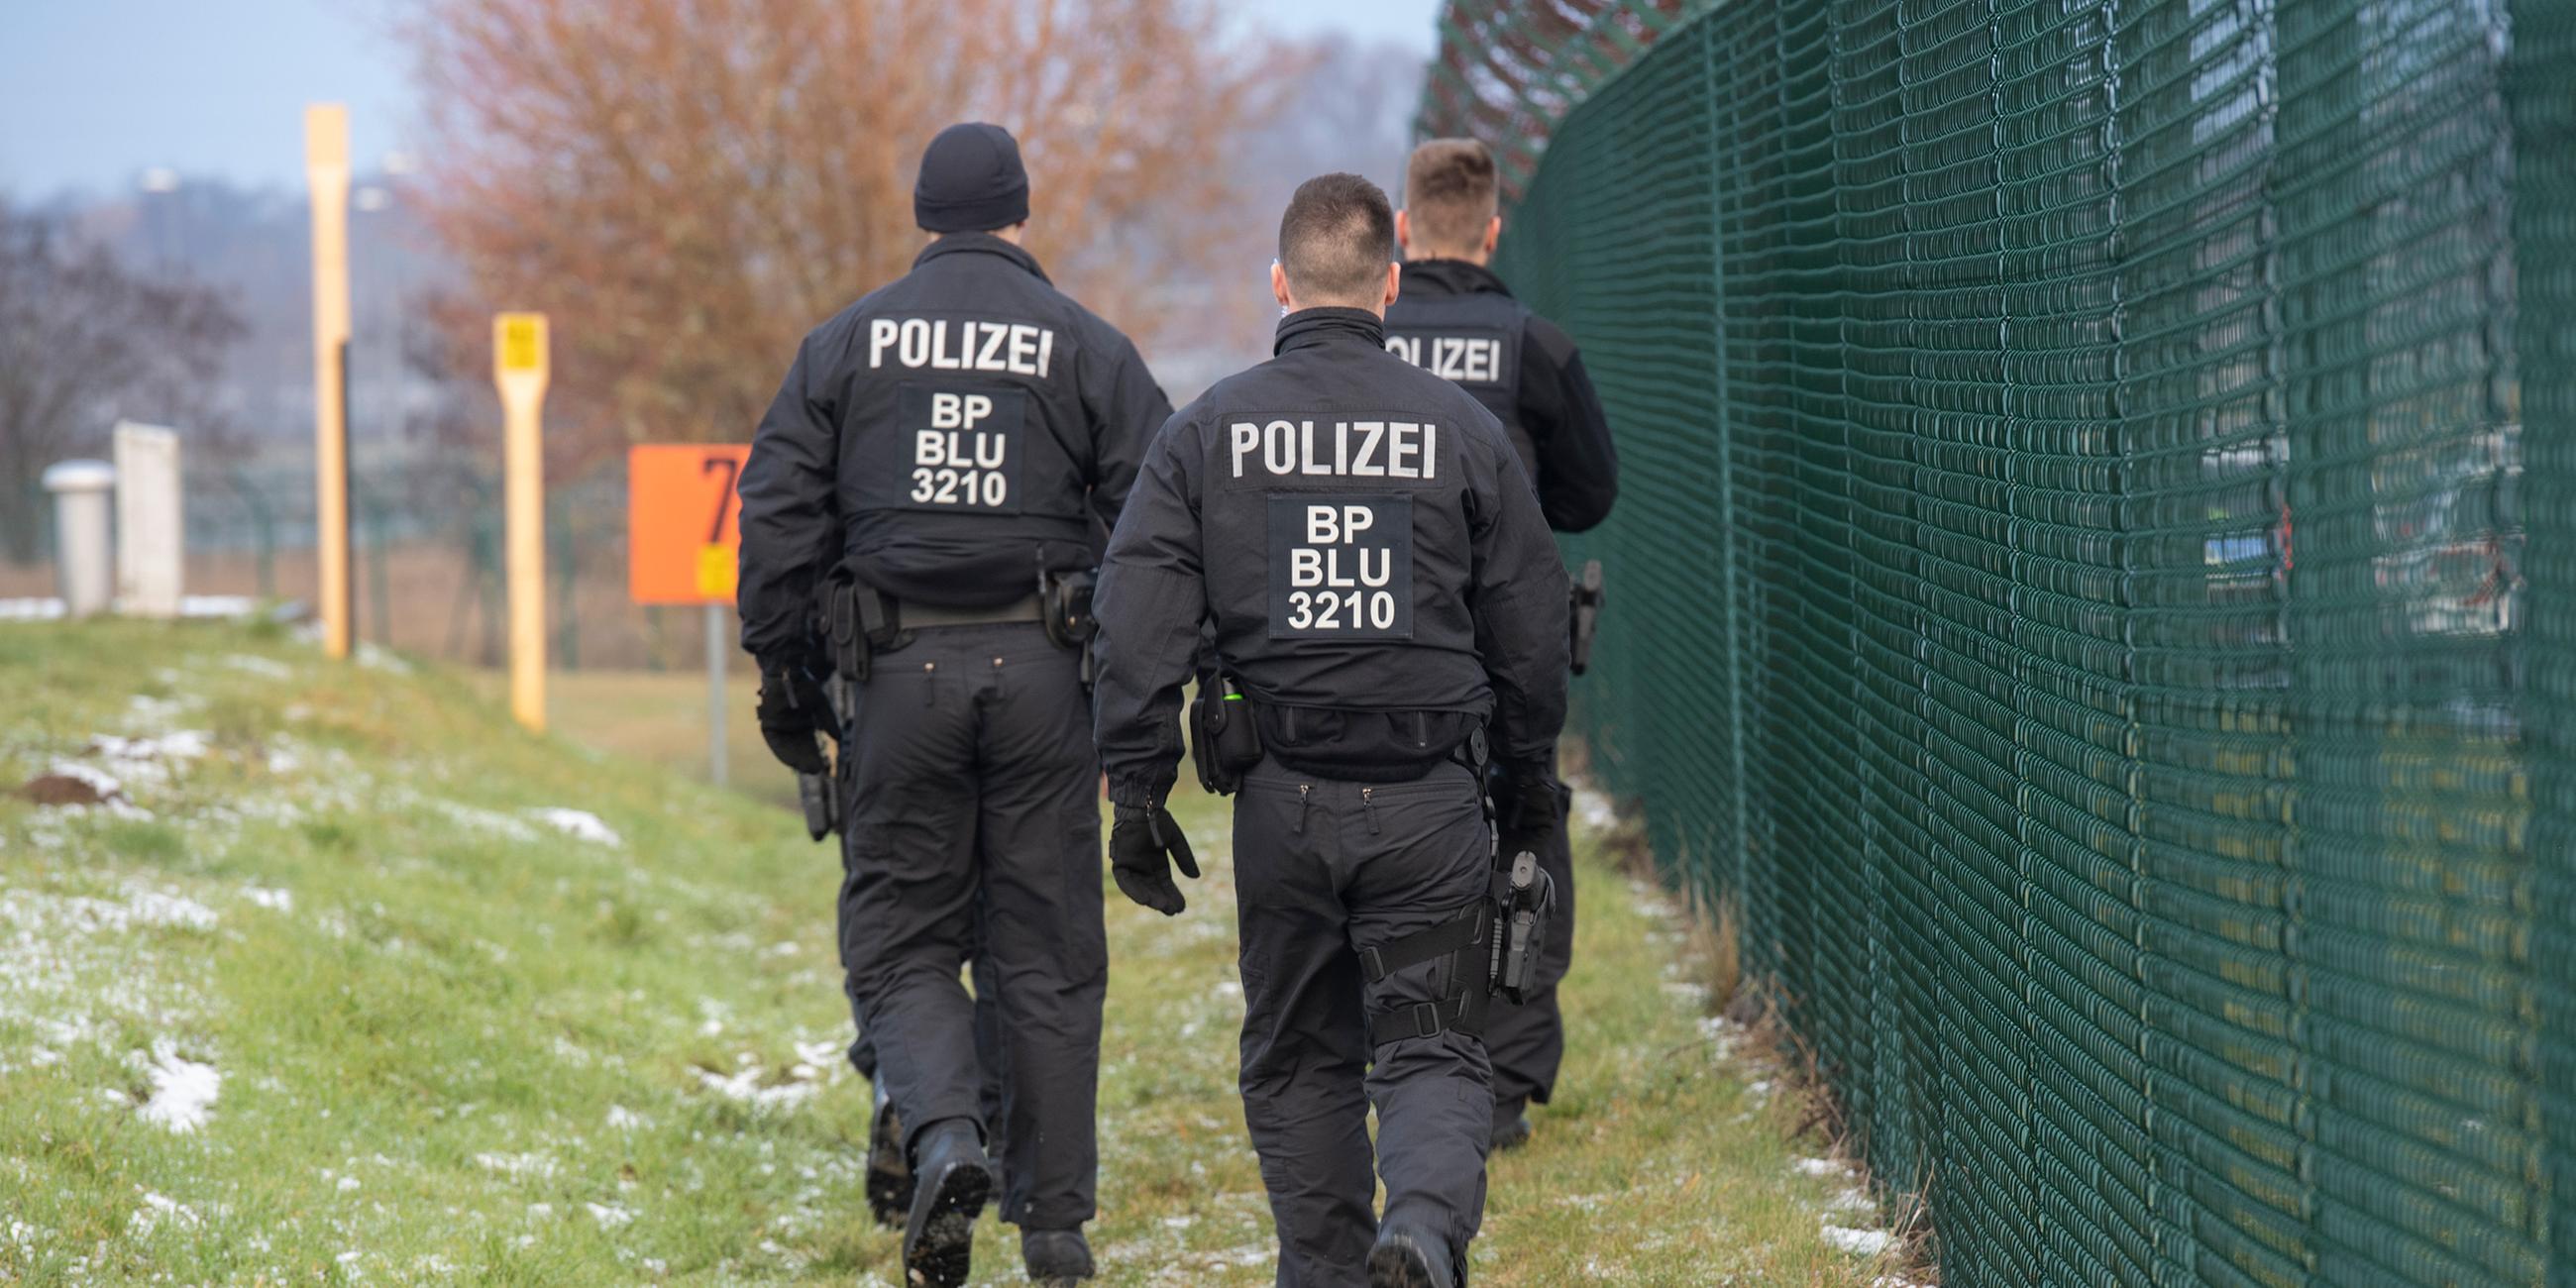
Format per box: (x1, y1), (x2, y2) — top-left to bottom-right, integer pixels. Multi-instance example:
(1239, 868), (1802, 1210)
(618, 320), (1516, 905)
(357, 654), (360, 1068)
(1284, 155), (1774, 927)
(403, 0), (1273, 470)
(0, 204), (244, 562)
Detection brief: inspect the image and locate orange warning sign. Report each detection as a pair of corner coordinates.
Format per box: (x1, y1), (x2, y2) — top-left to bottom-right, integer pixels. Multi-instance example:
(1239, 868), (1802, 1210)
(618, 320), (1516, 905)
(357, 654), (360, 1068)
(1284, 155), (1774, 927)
(629, 444), (753, 604)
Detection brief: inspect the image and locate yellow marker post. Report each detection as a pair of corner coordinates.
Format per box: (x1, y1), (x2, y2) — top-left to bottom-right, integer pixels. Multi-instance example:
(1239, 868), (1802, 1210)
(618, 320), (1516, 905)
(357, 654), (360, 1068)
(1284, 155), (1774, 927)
(493, 313), (550, 732)
(304, 105), (353, 659)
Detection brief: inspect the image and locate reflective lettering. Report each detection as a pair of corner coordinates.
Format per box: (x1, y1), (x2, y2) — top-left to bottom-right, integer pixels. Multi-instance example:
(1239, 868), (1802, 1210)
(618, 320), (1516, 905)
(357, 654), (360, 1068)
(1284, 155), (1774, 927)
(1263, 419), (1297, 476)
(865, 318), (1059, 376)
(1231, 422), (1261, 479)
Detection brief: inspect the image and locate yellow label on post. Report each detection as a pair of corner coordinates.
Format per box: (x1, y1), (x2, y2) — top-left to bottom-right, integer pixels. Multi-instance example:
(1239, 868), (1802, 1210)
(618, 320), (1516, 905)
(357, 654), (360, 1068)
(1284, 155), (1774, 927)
(497, 312), (548, 376)
(695, 544), (735, 598)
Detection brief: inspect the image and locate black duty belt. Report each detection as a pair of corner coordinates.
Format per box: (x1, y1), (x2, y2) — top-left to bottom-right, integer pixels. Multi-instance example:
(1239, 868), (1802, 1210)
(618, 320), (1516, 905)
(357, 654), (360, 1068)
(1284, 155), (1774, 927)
(904, 594), (1044, 628)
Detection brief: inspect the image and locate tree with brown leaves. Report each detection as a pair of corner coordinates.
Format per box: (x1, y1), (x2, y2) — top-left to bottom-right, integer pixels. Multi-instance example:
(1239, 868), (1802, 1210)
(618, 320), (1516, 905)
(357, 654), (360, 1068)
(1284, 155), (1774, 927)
(405, 0), (1269, 471)
(0, 204), (244, 562)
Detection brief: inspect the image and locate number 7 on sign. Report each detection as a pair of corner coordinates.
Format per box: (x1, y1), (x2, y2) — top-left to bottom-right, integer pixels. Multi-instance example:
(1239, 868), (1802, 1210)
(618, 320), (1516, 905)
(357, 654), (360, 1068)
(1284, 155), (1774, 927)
(697, 456), (741, 598)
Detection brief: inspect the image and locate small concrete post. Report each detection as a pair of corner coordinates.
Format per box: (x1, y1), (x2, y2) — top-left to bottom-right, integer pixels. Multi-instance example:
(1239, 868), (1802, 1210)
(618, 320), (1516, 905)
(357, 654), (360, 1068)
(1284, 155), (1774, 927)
(113, 422), (183, 617)
(42, 460), (116, 617)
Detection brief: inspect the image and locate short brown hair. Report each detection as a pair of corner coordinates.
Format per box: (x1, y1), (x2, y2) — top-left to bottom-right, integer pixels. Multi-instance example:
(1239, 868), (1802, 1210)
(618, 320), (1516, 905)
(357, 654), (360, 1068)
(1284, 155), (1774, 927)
(1278, 172), (1396, 306)
(1404, 139), (1499, 255)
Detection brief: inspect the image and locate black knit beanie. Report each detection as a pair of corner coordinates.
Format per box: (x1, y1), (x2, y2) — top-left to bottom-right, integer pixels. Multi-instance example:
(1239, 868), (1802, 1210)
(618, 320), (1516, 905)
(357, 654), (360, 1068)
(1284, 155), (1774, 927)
(913, 122), (1030, 234)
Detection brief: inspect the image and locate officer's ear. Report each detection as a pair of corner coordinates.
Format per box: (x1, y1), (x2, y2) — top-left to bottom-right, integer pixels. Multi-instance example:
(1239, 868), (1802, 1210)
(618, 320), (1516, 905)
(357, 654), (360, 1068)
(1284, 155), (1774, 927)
(1395, 209), (1415, 254)
(1482, 215), (1502, 256)
(1379, 262), (1401, 310)
(1271, 261), (1294, 313)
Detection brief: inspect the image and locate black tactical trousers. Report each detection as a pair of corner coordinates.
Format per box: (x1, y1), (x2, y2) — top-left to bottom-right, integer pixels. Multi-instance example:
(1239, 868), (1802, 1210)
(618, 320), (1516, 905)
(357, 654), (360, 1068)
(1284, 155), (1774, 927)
(841, 939), (1007, 1138)
(838, 622), (1106, 1231)
(1233, 757), (1494, 1287)
(1482, 778), (1576, 1122)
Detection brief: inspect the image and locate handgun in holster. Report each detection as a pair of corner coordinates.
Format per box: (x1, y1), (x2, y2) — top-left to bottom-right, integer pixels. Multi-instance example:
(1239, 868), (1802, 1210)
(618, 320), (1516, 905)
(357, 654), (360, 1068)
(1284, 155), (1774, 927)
(1191, 673), (1264, 796)
(1038, 566), (1100, 686)
(1488, 848), (1556, 1005)
(1569, 559), (1606, 677)
(792, 580), (869, 844)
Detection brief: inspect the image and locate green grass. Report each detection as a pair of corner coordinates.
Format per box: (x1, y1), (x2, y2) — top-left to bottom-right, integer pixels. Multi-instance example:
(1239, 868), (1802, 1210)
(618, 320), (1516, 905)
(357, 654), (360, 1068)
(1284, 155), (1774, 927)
(459, 668), (787, 811)
(0, 620), (1901, 1286)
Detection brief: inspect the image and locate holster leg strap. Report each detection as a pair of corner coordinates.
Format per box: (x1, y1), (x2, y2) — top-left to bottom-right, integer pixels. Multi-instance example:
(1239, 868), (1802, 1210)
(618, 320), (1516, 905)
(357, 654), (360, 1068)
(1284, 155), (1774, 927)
(1361, 901), (1493, 1046)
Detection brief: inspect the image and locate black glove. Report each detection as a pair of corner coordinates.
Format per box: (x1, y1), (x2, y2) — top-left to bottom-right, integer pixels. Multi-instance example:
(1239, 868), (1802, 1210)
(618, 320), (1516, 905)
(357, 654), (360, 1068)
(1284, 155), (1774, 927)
(756, 661), (832, 776)
(1109, 804), (1200, 916)
(1494, 761), (1565, 854)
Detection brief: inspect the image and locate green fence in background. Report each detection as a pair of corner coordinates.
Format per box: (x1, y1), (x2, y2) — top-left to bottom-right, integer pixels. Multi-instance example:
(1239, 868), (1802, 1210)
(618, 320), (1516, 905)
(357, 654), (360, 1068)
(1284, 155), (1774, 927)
(1439, 0), (2573, 1282)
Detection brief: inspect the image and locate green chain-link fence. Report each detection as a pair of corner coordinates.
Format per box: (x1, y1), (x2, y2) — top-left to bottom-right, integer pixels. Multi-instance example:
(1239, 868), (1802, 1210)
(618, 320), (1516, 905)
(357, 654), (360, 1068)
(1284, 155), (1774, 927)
(1433, 0), (2572, 1282)
(2, 456), (706, 672)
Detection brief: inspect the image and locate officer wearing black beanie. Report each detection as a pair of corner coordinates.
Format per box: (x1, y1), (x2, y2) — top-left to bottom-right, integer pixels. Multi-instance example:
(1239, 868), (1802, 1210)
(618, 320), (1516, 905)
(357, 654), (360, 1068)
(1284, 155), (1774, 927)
(737, 121), (1170, 1288)
(913, 122), (1030, 233)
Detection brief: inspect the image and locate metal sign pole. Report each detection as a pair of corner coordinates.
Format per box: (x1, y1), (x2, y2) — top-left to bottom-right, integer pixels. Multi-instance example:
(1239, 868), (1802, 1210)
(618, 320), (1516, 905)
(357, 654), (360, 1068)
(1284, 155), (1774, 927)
(706, 602), (728, 786)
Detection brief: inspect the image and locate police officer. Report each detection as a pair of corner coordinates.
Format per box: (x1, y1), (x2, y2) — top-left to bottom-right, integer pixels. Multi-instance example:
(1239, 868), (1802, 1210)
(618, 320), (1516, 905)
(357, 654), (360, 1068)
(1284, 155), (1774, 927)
(736, 121), (1171, 1288)
(1092, 173), (1569, 1288)
(1385, 138), (1619, 1152)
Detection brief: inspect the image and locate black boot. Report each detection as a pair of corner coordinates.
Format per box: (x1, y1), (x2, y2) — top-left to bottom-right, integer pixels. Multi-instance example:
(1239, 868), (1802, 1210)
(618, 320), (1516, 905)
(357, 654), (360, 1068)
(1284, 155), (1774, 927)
(903, 1121), (994, 1288)
(866, 1081), (912, 1230)
(1021, 1228), (1095, 1286)
(1367, 1224), (1457, 1288)
(1490, 1097), (1534, 1152)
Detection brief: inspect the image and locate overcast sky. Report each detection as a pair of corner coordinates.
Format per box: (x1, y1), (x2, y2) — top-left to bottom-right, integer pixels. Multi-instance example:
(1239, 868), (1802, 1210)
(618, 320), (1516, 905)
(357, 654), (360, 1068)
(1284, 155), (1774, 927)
(0, 0), (1445, 199)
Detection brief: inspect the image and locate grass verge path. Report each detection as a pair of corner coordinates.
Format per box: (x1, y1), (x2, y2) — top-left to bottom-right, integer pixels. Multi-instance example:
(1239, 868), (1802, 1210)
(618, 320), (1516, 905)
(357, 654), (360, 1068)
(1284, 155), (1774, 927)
(0, 621), (1898, 1285)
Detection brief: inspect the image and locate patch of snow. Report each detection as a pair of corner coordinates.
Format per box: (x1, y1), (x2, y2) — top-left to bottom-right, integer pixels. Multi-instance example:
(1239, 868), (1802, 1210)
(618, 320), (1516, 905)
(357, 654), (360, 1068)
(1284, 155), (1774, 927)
(530, 807), (621, 848)
(1793, 1157), (1848, 1178)
(135, 1048), (221, 1131)
(695, 1064), (817, 1111)
(245, 887), (294, 912)
(1661, 980), (1711, 1006)
(1823, 1226), (1893, 1256)
(433, 801), (542, 844)
(180, 595), (259, 619)
(44, 761), (125, 799)
(605, 1104), (648, 1130)
(92, 731), (211, 764)
(356, 642), (412, 673)
(130, 1190), (201, 1234)
(587, 1202), (636, 1229)
(223, 654), (296, 681)
(1573, 788), (1619, 830)
(793, 1038), (842, 1069)
(474, 1151), (559, 1180)
(126, 890), (219, 931)
(337, 1176), (362, 1192)
(1826, 1186), (1874, 1214)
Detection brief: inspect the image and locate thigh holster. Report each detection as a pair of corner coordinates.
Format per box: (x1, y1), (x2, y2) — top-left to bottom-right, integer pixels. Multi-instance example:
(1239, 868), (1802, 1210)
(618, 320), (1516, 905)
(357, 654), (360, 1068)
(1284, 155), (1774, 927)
(1360, 900), (1493, 1045)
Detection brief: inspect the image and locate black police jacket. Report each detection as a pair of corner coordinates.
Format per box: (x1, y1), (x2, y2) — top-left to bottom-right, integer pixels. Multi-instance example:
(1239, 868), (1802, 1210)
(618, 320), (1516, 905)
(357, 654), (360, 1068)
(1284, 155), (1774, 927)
(1091, 307), (1570, 808)
(736, 233), (1172, 662)
(1385, 259), (1619, 533)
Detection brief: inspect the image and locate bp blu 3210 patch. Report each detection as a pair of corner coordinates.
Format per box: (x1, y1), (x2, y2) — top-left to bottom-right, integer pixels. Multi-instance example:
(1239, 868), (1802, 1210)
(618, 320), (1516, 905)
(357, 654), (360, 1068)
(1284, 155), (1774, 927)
(1266, 493), (1414, 640)
(877, 383), (1026, 513)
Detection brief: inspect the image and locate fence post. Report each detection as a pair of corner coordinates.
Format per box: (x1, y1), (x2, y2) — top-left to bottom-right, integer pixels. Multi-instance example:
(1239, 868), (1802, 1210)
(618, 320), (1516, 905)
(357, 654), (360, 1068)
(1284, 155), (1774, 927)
(112, 422), (183, 618)
(42, 460), (116, 617)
